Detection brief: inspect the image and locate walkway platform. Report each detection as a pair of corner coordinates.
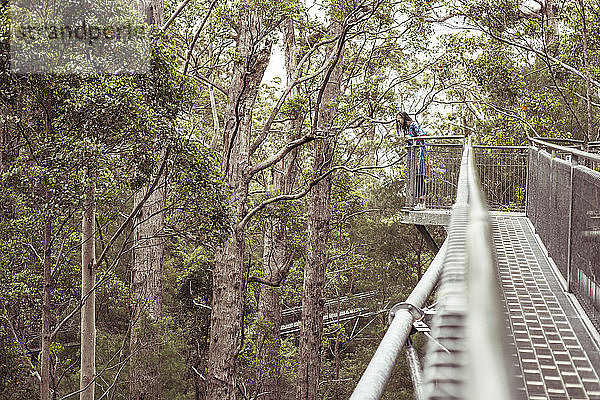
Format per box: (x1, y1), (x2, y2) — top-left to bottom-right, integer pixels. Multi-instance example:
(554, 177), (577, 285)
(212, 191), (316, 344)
(493, 215), (600, 399)
(401, 208), (451, 226)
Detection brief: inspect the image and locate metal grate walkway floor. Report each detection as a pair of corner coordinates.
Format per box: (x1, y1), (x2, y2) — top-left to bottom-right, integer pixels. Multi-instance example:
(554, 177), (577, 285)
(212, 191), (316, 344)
(492, 215), (600, 400)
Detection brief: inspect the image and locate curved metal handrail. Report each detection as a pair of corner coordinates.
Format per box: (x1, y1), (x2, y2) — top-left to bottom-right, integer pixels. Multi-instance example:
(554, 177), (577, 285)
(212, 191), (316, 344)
(352, 141), (514, 399)
(349, 240), (448, 400)
(464, 145), (514, 400)
(532, 136), (585, 146)
(530, 137), (600, 164)
(421, 142), (514, 399)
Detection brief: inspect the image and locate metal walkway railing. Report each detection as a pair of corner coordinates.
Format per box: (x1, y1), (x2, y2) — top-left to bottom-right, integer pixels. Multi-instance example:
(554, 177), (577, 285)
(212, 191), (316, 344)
(527, 138), (600, 331)
(404, 136), (463, 210)
(352, 137), (600, 399)
(404, 138), (528, 212)
(351, 141), (514, 399)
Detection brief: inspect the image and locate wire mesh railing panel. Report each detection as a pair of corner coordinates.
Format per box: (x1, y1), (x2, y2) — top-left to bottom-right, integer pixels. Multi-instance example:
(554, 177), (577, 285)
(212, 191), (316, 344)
(527, 148), (539, 228)
(548, 157), (571, 279)
(473, 147), (528, 212)
(426, 145), (463, 209)
(405, 144), (528, 211)
(571, 166), (600, 331)
(536, 151), (553, 261)
(589, 142), (600, 162)
(527, 140), (600, 333)
(583, 154), (600, 173)
(405, 144), (463, 209)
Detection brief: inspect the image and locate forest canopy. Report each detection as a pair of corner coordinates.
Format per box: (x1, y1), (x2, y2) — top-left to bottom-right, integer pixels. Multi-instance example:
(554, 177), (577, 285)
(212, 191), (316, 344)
(0, 0), (597, 399)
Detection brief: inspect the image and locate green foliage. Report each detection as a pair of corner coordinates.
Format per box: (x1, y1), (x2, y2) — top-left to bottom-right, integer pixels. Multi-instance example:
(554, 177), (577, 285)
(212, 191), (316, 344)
(10, 0), (599, 397)
(168, 138), (230, 245)
(470, 42), (522, 103)
(0, 15), (229, 399)
(463, 0), (521, 34)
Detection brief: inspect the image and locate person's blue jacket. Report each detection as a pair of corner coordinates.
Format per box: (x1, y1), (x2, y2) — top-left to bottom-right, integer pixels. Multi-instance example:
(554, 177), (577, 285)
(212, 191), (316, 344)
(407, 122), (428, 176)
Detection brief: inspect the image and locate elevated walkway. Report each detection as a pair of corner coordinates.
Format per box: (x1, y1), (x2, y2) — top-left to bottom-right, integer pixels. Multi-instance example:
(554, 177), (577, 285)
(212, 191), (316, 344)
(352, 138), (600, 400)
(494, 215), (600, 399)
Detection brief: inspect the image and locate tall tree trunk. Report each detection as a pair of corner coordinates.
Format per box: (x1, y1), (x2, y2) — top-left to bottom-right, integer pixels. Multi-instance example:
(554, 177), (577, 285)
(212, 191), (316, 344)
(41, 110), (53, 400)
(256, 17), (300, 400)
(130, 174), (166, 399)
(542, 0), (557, 46)
(577, 0), (593, 144)
(135, 0), (164, 25)
(80, 177), (96, 400)
(297, 20), (344, 400)
(130, 1), (165, 398)
(256, 220), (285, 399)
(41, 218), (51, 400)
(206, 8), (271, 400)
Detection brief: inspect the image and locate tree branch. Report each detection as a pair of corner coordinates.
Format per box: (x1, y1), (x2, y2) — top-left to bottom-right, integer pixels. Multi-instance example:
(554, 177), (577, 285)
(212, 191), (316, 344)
(2, 311), (42, 382)
(49, 146), (171, 340)
(249, 133), (317, 177)
(96, 145), (170, 268)
(247, 252), (293, 287)
(183, 0), (219, 76)
(161, 0), (194, 32)
(240, 157), (403, 230)
(468, 21), (600, 88)
(191, 74), (228, 96)
(248, 34), (342, 156)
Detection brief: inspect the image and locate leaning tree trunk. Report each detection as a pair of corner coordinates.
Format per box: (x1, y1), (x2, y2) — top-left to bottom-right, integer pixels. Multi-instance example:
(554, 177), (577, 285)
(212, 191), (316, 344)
(129, 1), (165, 398)
(80, 177), (96, 400)
(255, 16), (300, 400)
(206, 8), (271, 400)
(297, 20), (344, 400)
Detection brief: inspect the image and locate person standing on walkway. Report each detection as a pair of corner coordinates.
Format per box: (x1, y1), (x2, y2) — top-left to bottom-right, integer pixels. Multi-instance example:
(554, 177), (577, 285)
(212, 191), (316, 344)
(397, 111), (428, 210)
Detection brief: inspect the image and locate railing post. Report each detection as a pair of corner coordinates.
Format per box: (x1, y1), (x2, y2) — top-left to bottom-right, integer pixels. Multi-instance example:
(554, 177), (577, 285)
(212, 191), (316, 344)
(525, 146), (533, 218)
(549, 149), (555, 213)
(406, 145), (415, 208)
(567, 154), (578, 293)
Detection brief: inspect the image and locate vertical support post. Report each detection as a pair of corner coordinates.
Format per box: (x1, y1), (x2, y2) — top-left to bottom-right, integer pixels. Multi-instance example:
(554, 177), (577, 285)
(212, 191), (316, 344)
(405, 339), (424, 400)
(549, 149), (555, 210)
(414, 224), (440, 255)
(407, 145), (415, 208)
(525, 143), (534, 219)
(567, 154), (578, 293)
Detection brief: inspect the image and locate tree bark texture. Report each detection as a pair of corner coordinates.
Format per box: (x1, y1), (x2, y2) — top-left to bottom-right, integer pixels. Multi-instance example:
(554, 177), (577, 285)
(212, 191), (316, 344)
(41, 219), (51, 400)
(206, 8), (271, 400)
(542, 0), (558, 46)
(297, 20), (343, 400)
(134, 0), (164, 25)
(256, 220), (286, 399)
(577, 0), (593, 143)
(255, 17), (300, 400)
(130, 175), (166, 400)
(130, 1), (165, 398)
(80, 180), (96, 400)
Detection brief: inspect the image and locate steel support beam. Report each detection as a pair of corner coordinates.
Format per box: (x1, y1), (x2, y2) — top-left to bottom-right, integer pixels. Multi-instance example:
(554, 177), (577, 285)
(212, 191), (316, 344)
(414, 224), (440, 254)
